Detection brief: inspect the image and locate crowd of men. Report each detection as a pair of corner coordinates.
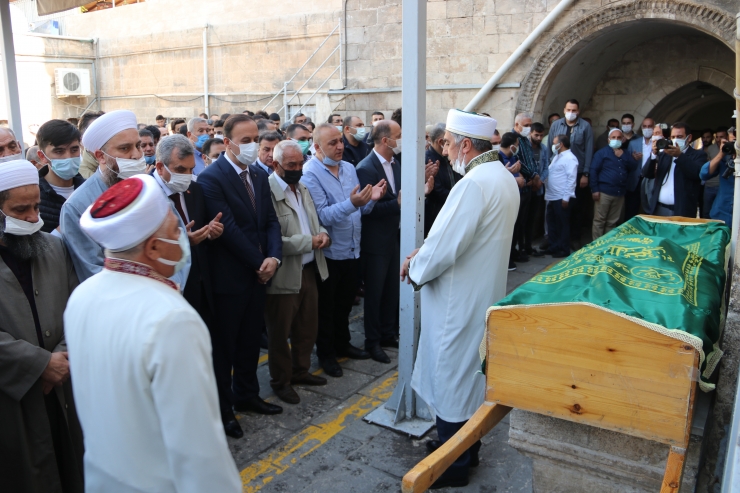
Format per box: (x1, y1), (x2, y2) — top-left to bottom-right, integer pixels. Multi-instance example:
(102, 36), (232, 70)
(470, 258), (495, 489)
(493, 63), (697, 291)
(2, 98), (736, 492)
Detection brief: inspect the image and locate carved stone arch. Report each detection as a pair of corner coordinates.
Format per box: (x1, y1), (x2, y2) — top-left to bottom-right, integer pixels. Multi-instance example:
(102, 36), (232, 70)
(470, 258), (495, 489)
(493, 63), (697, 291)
(514, 0), (736, 116)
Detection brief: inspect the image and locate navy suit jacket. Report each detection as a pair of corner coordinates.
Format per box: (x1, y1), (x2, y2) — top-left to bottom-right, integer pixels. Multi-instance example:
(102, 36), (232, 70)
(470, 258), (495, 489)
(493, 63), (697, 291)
(197, 155), (282, 294)
(356, 151), (401, 255)
(642, 146), (707, 217)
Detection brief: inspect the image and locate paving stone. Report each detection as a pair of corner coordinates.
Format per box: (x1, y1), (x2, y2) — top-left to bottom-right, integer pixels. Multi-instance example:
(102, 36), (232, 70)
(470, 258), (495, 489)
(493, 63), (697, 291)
(306, 367), (377, 400)
(296, 461), (401, 493)
(261, 388), (342, 432)
(228, 418), (294, 468)
(347, 429), (429, 478)
(341, 347), (399, 376)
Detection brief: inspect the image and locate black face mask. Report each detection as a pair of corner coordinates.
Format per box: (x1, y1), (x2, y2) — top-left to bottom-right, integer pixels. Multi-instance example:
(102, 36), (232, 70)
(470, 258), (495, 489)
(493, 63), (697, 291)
(281, 168), (303, 185)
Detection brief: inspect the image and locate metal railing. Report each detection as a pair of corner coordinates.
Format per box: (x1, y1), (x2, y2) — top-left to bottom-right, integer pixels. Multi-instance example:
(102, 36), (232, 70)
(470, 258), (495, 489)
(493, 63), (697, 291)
(261, 19), (342, 120)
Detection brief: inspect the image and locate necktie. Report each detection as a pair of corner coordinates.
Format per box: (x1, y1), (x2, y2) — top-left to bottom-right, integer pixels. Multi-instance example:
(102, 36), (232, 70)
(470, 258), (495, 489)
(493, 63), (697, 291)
(169, 193), (186, 223)
(239, 170), (257, 213)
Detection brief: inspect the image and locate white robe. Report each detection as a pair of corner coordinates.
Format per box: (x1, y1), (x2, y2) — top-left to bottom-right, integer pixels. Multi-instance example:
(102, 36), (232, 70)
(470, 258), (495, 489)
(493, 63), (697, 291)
(64, 267), (241, 493)
(410, 155), (519, 422)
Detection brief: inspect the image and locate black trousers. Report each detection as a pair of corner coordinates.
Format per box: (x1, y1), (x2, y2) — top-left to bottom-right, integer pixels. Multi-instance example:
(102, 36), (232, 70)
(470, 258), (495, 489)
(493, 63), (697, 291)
(210, 287), (265, 416)
(547, 199), (571, 255)
(362, 241), (400, 349)
(316, 258), (356, 360)
(570, 173), (592, 244)
(436, 416), (481, 481)
(512, 191), (532, 254)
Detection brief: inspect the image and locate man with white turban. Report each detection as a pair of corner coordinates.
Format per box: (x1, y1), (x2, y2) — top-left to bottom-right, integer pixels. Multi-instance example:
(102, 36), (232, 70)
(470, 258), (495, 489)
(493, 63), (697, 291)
(400, 109), (520, 489)
(64, 174), (241, 493)
(60, 110), (190, 287)
(0, 160), (84, 492)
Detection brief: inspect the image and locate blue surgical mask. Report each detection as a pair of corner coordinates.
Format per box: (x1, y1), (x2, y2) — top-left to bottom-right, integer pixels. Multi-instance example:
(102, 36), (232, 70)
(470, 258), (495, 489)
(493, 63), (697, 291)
(319, 145), (340, 166)
(609, 139), (622, 149)
(156, 227), (190, 274)
(672, 138), (687, 151)
(196, 134), (209, 149)
(46, 154), (81, 180)
(144, 155), (156, 165)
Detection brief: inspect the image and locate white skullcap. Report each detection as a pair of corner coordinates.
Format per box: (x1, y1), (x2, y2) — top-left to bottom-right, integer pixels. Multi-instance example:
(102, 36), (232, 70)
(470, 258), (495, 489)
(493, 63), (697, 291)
(80, 174), (170, 252)
(81, 110), (138, 152)
(446, 109), (498, 141)
(609, 128), (623, 137)
(0, 159), (39, 192)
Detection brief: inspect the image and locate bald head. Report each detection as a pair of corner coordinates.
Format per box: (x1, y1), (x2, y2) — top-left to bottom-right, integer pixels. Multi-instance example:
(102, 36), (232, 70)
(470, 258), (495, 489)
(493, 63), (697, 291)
(312, 123), (344, 163)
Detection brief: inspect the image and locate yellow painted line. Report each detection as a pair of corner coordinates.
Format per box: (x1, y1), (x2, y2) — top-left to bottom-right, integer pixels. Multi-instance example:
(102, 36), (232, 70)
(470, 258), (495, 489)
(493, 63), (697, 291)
(258, 353), (268, 365)
(240, 371), (398, 492)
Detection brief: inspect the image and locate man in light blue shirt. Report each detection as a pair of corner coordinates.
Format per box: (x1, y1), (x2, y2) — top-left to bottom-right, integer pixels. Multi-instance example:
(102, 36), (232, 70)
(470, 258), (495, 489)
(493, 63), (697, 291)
(301, 123), (386, 378)
(186, 117), (209, 175)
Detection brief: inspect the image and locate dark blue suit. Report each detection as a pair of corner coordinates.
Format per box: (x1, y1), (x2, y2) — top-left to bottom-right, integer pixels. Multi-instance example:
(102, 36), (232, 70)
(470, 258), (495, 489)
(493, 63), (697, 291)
(642, 147), (707, 218)
(356, 151), (401, 349)
(197, 154), (282, 415)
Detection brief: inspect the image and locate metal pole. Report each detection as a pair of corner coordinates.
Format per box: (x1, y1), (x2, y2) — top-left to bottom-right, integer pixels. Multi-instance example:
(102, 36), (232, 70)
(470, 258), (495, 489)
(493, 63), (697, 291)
(364, 0), (433, 436)
(0, 0), (22, 149)
(283, 82), (288, 121)
(202, 25), (209, 117)
(338, 16), (344, 90)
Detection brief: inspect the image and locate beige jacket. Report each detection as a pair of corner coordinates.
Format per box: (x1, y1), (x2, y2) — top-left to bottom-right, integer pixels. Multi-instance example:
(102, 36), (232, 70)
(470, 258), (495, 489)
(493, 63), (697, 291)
(267, 173), (329, 294)
(78, 149), (99, 179)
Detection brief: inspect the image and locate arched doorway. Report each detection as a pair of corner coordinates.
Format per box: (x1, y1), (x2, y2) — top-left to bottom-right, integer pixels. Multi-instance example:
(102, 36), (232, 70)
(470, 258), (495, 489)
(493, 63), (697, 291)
(516, 0), (735, 130)
(649, 81), (735, 131)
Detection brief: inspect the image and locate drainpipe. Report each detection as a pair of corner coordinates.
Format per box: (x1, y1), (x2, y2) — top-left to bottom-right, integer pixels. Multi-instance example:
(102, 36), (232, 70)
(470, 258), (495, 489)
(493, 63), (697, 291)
(203, 25), (209, 116)
(464, 0), (575, 112)
(733, 13), (740, 266)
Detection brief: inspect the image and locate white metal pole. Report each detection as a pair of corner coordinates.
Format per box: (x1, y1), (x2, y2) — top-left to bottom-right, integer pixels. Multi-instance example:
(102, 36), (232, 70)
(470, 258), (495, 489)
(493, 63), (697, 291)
(202, 25), (209, 117)
(0, 0), (23, 149)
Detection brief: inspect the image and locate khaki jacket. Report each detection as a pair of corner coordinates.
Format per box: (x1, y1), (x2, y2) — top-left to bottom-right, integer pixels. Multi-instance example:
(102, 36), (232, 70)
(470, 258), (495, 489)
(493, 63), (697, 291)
(267, 173), (329, 294)
(78, 148), (99, 179)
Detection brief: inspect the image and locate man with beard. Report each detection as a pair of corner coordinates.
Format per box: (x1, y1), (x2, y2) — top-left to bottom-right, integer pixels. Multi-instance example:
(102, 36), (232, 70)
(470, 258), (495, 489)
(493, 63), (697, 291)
(0, 159), (84, 492)
(60, 110), (190, 286)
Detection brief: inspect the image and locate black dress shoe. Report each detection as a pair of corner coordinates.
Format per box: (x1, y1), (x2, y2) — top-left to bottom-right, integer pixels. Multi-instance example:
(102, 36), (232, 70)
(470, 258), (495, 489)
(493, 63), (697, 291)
(380, 338), (399, 348)
(273, 386), (300, 405)
(531, 249), (545, 257)
(222, 411), (244, 439)
(233, 397), (283, 415)
(429, 476), (469, 489)
(291, 374), (327, 386)
(367, 346), (390, 364)
(337, 344), (370, 360)
(319, 358), (343, 377)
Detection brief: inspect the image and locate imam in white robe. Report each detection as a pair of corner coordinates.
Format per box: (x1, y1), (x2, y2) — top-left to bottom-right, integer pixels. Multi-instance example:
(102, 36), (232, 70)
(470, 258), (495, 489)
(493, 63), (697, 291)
(63, 264), (241, 493)
(409, 151), (519, 423)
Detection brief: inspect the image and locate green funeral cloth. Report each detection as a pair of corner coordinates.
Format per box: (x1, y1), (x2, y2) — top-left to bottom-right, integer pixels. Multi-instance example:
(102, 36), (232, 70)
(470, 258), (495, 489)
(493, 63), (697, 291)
(487, 216), (730, 389)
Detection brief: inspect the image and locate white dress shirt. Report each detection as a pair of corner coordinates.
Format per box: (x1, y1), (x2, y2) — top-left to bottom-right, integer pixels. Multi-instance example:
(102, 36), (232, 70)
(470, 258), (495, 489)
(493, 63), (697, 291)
(373, 149), (396, 194)
(544, 149), (579, 202)
(274, 173), (315, 265)
(153, 171), (189, 223)
(642, 138), (652, 168)
(225, 152), (254, 190)
(658, 158), (677, 206)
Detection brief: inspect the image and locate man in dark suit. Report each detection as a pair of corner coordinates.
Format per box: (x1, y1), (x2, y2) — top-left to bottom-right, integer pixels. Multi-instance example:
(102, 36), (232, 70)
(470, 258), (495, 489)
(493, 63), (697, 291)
(197, 114), (283, 439)
(356, 120), (403, 364)
(424, 122), (460, 237)
(642, 122), (707, 218)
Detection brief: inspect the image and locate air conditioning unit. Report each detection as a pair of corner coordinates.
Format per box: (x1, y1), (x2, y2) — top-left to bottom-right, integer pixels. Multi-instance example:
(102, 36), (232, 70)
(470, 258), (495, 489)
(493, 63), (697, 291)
(55, 69), (91, 97)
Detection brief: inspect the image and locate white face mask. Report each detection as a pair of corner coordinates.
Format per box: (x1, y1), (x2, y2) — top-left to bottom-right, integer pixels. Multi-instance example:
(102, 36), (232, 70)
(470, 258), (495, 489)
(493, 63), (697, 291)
(621, 124), (633, 134)
(353, 127), (367, 140)
(165, 169), (192, 194)
(551, 143), (561, 155)
(565, 111), (578, 122)
(230, 141), (258, 166)
(335, 126), (344, 134)
(103, 151), (147, 179)
(491, 144), (501, 152)
(156, 227), (190, 274)
(0, 152), (22, 164)
(389, 138), (402, 155)
(519, 126), (531, 138)
(642, 128), (654, 139)
(2, 213), (44, 236)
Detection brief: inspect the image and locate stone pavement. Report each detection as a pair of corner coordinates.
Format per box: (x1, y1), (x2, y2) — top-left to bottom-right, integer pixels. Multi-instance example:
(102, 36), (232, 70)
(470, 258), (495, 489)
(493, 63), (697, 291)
(231, 253), (554, 493)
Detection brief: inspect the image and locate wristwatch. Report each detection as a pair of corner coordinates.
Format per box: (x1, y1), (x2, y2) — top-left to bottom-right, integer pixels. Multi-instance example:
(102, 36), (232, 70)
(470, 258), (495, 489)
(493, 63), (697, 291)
(271, 257), (281, 267)
(582, 172), (589, 177)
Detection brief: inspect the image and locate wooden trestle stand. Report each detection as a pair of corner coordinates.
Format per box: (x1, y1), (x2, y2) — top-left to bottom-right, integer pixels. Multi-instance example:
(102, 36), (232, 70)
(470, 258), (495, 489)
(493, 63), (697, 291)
(402, 303), (699, 493)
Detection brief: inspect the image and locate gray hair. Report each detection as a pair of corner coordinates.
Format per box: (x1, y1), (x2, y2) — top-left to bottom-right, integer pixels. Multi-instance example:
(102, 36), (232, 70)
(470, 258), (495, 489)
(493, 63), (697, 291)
(514, 112), (533, 124)
(156, 134), (195, 167)
(0, 126), (16, 140)
(187, 117), (207, 133)
(452, 132), (492, 153)
(273, 140), (303, 165)
(429, 123), (446, 143)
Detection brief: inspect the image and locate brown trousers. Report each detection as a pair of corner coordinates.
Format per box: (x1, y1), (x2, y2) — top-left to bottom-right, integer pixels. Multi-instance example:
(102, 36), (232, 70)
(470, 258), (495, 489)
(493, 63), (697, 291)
(265, 266), (319, 390)
(592, 193), (624, 240)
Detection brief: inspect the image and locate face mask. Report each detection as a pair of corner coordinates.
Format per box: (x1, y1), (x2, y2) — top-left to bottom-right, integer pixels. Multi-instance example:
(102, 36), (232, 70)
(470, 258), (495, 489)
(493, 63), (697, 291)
(373, 121), (381, 127)
(353, 127), (367, 140)
(621, 124), (633, 134)
(565, 112), (578, 122)
(319, 145), (340, 167)
(491, 144), (501, 152)
(609, 139), (622, 149)
(230, 141), (258, 166)
(196, 134), (209, 149)
(519, 126), (531, 138)
(165, 169), (192, 194)
(336, 126), (344, 134)
(44, 153), (81, 180)
(642, 128), (654, 139)
(672, 138), (687, 151)
(511, 145), (519, 155)
(0, 152), (22, 164)
(214, 134), (224, 141)
(144, 155), (156, 165)
(389, 138), (402, 155)
(156, 227), (190, 274)
(279, 164), (303, 185)
(104, 152), (147, 179)
(651, 135), (661, 142)
(551, 143), (561, 155)
(294, 139), (311, 155)
(1, 212), (44, 236)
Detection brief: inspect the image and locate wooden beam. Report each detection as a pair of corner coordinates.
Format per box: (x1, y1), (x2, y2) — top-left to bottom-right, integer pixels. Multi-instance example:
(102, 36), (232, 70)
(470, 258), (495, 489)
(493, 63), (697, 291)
(401, 402), (511, 493)
(661, 446), (687, 493)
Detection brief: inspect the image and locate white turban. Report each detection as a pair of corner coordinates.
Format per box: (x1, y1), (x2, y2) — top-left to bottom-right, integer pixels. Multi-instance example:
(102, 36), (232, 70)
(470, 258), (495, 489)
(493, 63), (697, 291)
(446, 109), (498, 141)
(0, 159), (39, 192)
(80, 174), (170, 252)
(81, 110), (138, 152)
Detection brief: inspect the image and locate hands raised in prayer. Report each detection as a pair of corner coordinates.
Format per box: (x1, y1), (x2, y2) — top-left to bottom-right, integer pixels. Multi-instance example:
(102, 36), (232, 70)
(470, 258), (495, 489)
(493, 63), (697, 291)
(505, 160), (521, 175)
(425, 160), (439, 182)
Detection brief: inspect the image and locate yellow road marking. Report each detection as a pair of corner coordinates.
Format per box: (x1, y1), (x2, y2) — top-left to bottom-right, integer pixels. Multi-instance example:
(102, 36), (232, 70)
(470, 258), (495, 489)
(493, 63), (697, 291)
(240, 372), (398, 492)
(258, 353), (268, 365)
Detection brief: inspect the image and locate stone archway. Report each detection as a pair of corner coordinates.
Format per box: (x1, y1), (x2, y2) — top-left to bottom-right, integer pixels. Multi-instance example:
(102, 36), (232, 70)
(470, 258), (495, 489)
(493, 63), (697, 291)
(515, 0), (736, 117)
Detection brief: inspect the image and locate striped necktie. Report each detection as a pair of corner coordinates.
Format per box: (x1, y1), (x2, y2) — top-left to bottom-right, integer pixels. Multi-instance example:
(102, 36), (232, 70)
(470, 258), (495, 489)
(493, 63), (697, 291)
(239, 170), (257, 213)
